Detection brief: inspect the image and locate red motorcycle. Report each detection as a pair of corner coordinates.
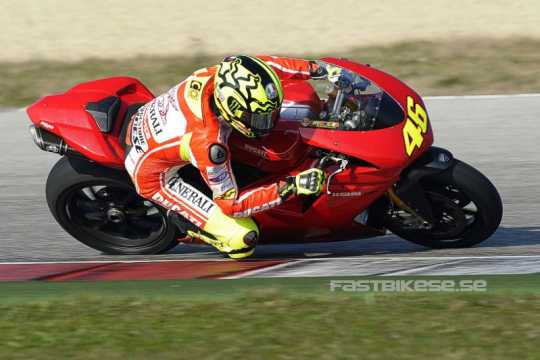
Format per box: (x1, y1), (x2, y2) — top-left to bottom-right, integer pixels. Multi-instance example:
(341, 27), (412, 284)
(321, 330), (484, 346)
(27, 58), (503, 255)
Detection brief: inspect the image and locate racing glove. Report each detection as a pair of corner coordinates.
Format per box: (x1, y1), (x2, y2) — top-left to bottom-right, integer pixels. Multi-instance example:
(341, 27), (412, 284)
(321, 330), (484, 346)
(279, 168), (325, 200)
(310, 61), (343, 83)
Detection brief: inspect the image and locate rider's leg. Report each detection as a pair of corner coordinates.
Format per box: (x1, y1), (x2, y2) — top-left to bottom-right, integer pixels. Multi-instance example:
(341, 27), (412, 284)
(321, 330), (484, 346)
(165, 168), (259, 258)
(199, 206), (259, 259)
(129, 157), (258, 259)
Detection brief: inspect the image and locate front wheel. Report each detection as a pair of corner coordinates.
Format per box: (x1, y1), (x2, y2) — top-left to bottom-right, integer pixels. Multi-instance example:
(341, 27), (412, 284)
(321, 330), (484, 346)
(46, 157), (178, 255)
(385, 159), (503, 248)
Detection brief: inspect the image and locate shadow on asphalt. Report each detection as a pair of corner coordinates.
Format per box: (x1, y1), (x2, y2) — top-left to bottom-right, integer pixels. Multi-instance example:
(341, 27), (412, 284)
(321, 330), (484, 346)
(474, 226), (540, 248)
(167, 226), (540, 259)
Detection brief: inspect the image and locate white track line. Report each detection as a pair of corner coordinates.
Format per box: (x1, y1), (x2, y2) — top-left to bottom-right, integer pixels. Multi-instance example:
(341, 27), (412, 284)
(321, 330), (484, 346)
(237, 256), (540, 278)
(223, 260), (307, 279)
(226, 256), (540, 278)
(268, 255), (540, 261)
(331, 256), (540, 261)
(380, 260), (468, 276)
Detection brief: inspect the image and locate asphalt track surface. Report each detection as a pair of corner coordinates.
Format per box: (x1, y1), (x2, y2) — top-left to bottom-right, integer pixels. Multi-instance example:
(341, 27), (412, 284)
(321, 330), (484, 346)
(1, 95), (539, 276)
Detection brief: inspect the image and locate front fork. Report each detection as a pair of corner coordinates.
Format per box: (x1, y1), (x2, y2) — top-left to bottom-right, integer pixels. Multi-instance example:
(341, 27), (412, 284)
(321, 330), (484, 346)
(385, 146), (456, 226)
(386, 188), (429, 223)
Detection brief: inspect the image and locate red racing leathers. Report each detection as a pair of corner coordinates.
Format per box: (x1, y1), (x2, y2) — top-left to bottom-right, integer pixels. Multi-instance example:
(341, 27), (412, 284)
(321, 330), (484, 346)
(124, 56), (312, 230)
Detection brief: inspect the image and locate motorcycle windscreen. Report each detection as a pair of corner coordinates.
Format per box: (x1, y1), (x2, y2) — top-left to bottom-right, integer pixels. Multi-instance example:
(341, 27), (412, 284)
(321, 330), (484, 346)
(315, 61), (405, 131)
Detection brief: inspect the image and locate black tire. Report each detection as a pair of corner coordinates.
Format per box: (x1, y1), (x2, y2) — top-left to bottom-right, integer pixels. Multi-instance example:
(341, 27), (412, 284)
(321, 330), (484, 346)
(46, 156), (178, 255)
(386, 159), (503, 248)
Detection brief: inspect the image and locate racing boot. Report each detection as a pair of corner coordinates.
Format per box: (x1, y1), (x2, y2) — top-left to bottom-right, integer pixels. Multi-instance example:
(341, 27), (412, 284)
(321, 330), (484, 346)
(168, 208), (259, 259)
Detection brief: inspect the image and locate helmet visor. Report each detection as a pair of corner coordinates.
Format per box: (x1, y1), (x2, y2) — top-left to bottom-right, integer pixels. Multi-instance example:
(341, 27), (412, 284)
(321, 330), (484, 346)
(240, 108), (280, 133)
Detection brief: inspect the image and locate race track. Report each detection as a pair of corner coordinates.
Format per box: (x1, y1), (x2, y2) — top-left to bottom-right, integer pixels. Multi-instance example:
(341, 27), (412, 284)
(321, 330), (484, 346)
(1, 95), (539, 277)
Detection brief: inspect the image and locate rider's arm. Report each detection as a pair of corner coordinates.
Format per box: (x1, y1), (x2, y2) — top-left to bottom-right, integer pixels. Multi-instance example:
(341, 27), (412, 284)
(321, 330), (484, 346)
(198, 145), (324, 217)
(198, 142), (285, 218)
(214, 180), (283, 218)
(257, 55), (342, 83)
(256, 55), (316, 80)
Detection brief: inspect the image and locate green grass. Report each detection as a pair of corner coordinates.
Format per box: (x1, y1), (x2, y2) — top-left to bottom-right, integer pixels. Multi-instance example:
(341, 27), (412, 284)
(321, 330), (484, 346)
(1, 276), (540, 359)
(1, 37), (540, 107)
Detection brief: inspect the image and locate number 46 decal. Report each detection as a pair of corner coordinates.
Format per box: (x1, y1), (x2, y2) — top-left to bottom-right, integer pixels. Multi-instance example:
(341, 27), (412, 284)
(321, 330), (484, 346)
(403, 96), (429, 156)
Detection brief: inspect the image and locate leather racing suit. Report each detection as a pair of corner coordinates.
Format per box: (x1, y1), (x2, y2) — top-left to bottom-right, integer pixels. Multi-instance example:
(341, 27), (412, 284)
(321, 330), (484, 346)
(124, 56), (313, 258)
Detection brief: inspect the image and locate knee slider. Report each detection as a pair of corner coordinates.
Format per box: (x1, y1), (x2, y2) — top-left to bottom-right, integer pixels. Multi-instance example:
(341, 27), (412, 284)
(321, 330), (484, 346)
(243, 230), (258, 247)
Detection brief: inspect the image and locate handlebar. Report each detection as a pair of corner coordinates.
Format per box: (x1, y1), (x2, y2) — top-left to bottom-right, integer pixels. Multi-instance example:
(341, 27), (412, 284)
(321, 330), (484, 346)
(314, 154), (349, 195)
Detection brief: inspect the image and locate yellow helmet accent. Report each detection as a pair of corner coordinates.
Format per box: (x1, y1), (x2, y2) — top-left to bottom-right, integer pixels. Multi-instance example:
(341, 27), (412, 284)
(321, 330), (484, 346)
(214, 55), (283, 138)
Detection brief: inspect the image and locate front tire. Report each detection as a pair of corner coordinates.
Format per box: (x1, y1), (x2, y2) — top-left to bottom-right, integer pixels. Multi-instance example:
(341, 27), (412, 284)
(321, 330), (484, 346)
(46, 156), (178, 255)
(385, 159), (503, 248)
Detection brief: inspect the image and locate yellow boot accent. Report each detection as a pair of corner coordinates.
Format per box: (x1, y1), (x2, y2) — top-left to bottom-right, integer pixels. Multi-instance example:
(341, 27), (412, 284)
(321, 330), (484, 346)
(197, 206), (259, 258)
(186, 230), (226, 251)
(228, 248), (255, 259)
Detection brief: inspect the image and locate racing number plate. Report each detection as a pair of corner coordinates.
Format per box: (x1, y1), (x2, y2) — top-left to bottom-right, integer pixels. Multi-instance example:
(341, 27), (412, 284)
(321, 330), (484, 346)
(402, 96), (429, 156)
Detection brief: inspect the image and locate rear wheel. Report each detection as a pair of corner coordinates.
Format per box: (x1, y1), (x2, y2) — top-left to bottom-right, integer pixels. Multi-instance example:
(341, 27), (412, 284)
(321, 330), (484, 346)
(46, 157), (178, 254)
(385, 159), (503, 248)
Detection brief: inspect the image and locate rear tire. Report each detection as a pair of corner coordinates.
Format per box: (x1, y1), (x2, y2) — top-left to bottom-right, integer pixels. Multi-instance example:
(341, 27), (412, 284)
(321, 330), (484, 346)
(46, 156), (178, 255)
(386, 159), (503, 248)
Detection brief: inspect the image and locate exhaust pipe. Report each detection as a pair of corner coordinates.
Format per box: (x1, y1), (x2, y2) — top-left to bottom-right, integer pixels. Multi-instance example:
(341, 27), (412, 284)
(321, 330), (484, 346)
(29, 125), (78, 156)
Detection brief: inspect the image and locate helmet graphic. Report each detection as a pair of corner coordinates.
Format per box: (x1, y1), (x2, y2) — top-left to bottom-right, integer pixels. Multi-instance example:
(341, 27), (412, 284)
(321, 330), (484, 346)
(214, 55), (283, 138)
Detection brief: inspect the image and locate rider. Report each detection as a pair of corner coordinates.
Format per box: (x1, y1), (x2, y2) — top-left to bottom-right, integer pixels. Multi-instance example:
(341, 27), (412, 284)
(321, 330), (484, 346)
(124, 55), (339, 259)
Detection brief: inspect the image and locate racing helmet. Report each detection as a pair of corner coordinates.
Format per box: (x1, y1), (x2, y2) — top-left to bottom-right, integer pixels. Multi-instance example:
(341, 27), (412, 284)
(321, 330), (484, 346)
(214, 55), (283, 138)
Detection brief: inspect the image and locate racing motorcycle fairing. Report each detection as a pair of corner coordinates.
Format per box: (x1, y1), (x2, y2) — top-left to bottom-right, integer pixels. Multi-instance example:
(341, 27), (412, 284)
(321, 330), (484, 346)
(299, 57), (434, 170)
(27, 77), (154, 167)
